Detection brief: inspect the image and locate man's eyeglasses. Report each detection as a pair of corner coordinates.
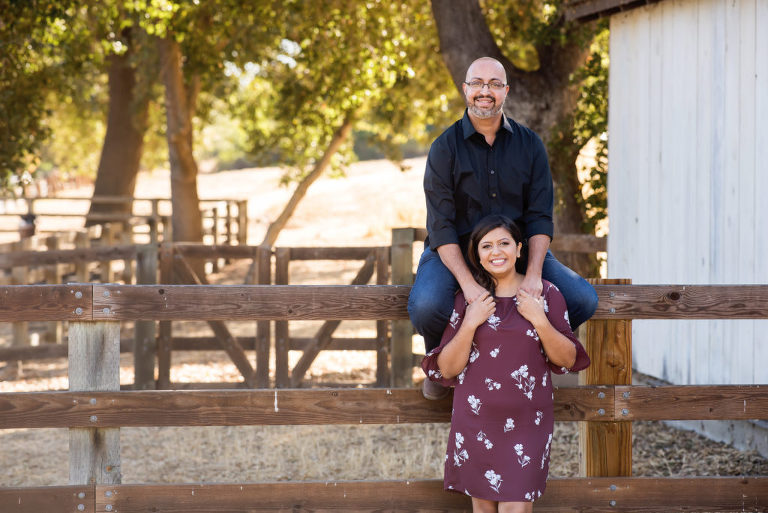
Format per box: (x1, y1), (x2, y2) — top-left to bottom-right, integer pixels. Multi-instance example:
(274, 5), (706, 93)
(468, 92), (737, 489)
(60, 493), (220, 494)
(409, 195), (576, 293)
(464, 80), (506, 91)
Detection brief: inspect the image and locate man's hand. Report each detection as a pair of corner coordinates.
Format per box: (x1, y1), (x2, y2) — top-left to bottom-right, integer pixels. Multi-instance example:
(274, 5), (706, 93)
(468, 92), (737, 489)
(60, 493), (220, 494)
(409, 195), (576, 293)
(462, 280), (490, 305)
(519, 272), (543, 298)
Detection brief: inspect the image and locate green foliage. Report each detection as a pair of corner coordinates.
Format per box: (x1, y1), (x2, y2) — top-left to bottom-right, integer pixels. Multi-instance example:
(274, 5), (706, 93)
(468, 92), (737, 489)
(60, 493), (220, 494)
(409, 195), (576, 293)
(572, 24), (608, 232)
(239, 0), (460, 181)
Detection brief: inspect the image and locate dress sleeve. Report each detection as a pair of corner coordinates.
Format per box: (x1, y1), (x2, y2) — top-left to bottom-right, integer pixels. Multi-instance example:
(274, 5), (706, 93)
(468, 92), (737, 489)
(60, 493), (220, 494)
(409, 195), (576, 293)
(420, 293), (468, 387)
(542, 282), (590, 374)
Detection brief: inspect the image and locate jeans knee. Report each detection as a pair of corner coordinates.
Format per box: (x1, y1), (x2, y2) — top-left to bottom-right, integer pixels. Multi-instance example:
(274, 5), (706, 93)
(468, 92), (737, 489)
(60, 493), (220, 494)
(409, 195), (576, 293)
(407, 291), (448, 329)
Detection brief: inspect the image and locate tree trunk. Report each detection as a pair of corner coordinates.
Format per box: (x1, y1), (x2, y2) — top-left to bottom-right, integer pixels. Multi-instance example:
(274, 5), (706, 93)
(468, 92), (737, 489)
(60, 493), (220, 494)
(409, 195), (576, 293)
(430, 0), (598, 276)
(260, 112), (356, 248)
(158, 36), (204, 246)
(88, 50), (149, 226)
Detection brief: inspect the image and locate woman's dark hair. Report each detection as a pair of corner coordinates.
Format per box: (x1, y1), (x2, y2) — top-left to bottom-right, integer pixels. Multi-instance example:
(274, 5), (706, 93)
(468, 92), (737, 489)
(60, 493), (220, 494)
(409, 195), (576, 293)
(467, 214), (527, 296)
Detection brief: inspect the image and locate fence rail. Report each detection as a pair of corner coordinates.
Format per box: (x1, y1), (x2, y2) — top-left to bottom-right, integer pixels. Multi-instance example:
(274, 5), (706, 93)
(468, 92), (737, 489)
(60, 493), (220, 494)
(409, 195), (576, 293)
(1, 283), (767, 512)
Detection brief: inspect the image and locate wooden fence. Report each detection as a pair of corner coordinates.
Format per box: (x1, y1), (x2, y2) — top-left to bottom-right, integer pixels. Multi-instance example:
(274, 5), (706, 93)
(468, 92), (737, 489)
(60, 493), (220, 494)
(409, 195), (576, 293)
(0, 283), (767, 512)
(0, 195), (248, 246)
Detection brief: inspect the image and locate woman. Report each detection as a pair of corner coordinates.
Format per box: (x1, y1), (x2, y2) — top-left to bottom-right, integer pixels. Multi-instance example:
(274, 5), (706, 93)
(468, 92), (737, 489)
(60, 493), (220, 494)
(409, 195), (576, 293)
(421, 214), (590, 512)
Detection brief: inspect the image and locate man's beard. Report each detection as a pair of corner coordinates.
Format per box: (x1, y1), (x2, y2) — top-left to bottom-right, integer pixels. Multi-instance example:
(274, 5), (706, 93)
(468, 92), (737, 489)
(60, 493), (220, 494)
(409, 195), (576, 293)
(467, 94), (505, 119)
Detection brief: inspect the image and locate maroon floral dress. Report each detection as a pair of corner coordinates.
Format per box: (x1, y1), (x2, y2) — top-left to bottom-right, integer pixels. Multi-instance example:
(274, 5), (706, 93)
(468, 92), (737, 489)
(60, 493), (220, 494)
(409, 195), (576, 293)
(422, 281), (590, 502)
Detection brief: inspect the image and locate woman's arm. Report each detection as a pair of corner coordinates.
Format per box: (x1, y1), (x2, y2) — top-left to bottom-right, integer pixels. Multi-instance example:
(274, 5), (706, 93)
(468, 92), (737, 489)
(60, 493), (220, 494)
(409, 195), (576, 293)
(436, 292), (495, 378)
(516, 289), (577, 368)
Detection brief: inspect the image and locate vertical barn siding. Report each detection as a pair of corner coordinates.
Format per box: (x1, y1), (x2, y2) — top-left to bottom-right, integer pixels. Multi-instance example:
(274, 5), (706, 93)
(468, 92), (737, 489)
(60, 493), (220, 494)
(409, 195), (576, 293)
(608, 0), (768, 386)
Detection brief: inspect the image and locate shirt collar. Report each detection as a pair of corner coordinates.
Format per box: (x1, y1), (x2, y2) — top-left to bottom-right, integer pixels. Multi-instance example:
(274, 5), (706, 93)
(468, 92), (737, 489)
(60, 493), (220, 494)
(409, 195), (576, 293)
(461, 109), (515, 140)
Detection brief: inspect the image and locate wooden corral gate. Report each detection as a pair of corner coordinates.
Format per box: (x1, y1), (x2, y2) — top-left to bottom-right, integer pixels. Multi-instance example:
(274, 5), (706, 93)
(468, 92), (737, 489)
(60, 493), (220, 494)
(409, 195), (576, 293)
(1, 283), (767, 511)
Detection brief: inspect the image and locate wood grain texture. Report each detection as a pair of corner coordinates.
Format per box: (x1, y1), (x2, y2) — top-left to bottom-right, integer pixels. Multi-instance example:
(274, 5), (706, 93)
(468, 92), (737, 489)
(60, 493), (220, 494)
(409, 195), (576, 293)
(0, 486), (94, 513)
(616, 385), (768, 420)
(93, 477), (768, 512)
(593, 284), (768, 319)
(0, 245), (138, 268)
(92, 285), (411, 321)
(0, 284), (92, 321)
(0, 387), (609, 429)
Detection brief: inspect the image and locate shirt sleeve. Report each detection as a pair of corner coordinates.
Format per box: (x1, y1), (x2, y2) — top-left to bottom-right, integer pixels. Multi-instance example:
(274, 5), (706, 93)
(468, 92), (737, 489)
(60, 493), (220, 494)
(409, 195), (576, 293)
(522, 133), (555, 240)
(424, 137), (460, 250)
(542, 282), (590, 374)
(420, 293), (468, 386)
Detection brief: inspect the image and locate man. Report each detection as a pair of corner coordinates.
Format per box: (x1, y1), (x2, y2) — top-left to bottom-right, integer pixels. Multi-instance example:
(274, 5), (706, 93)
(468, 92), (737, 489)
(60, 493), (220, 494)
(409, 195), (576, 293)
(408, 57), (598, 400)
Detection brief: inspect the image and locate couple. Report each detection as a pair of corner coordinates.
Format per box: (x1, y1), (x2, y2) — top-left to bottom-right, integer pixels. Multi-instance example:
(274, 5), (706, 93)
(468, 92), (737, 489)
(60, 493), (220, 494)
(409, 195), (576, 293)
(410, 57), (597, 512)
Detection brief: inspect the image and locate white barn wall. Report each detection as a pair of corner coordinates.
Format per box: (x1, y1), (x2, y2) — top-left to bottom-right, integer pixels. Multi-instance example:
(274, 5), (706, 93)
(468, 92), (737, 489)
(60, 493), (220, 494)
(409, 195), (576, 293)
(607, 0), (768, 386)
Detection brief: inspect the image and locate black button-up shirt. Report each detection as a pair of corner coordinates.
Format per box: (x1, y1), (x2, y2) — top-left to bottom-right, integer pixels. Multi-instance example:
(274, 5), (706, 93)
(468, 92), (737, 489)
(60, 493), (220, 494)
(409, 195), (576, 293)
(424, 110), (554, 253)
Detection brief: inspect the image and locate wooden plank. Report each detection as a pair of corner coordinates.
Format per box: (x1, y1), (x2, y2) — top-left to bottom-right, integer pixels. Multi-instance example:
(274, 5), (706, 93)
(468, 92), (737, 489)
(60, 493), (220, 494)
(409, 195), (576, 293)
(290, 255), (376, 386)
(93, 477), (768, 512)
(92, 284), (411, 321)
(255, 245), (271, 387)
(375, 246), (391, 386)
(134, 245), (158, 390)
(173, 252), (255, 387)
(581, 279), (632, 478)
(0, 486), (94, 513)
(0, 284), (92, 322)
(274, 247), (290, 387)
(68, 321), (121, 486)
(0, 387), (610, 429)
(593, 284), (768, 319)
(616, 385), (768, 420)
(390, 227), (415, 387)
(278, 246), (386, 261)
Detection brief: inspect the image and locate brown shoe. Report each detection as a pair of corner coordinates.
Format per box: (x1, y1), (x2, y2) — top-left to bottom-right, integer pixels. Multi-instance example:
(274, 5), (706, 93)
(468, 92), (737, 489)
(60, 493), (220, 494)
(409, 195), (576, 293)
(422, 379), (449, 400)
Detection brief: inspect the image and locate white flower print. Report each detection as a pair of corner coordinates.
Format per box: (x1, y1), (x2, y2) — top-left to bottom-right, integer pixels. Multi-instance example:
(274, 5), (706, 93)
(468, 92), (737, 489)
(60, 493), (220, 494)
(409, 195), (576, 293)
(484, 470), (503, 493)
(427, 369), (442, 379)
(514, 443), (531, 467)
(476, 430), (493, 450)
(564, 309), (570, 324)
(484, 377), (501, 391)
(453, 432), (469, 467)
(541, 433), (553, 469)
(542, 373), (548, 387)
(504, 418), (515, 432)
(525, 491), (536, 501)
(490, 347), (500, 358)
(469, 344), (480, 363)
(526, 328), (540, 341)
(542, 297), (549, 313)
(449, 309), (461, 329)
(467, 395), (482, 415)
(457, 368), (466, 385)
(486, 313), (501, 330)
(510, 365), (536, 400)
(535, 411), (543, 425)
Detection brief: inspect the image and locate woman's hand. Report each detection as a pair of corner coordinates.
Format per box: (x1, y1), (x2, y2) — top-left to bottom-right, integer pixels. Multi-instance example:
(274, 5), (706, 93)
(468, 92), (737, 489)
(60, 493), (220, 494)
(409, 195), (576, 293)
(464, 291), (495, 329)
(516, 289), (547, 328)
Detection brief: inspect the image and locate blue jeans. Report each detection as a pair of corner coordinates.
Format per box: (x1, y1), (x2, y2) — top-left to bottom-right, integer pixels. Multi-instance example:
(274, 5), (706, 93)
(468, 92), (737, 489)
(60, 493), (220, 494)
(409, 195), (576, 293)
(407, 247), (599, 352)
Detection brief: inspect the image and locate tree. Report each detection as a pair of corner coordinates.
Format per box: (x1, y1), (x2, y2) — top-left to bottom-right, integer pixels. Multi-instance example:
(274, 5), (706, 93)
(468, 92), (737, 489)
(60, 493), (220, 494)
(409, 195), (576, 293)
(431, 0), (600, 274)
(240, 0), (460, 247)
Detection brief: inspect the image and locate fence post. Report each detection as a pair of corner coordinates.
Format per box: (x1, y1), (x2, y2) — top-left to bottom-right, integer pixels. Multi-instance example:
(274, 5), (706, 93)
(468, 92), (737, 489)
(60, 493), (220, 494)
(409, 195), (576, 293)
(74, 230), (90, 282)
(274, 247), (290, 387)
(134, 245), (158, 389)
(376, 246), (391, 387)
(390, 228), (415, 387)
(68, 320), (121, 485)
(43, 234), (64, 344)
(237, 200), (248, 245)
(157, 243), (174, 389)
(11, 237), (31, 375)
(254, 245), (272, 387)
(579, 277), (632, 477)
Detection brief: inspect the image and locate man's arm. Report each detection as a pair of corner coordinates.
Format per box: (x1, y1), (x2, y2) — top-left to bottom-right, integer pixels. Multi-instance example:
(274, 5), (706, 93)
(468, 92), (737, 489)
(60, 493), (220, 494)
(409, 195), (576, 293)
(519, 234), (549, 297)
(436, 244), (488, 303)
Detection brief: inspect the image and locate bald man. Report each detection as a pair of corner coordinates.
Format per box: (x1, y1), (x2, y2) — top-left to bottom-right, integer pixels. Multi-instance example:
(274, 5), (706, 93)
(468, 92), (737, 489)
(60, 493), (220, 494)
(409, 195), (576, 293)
(409, 57), (598, 399)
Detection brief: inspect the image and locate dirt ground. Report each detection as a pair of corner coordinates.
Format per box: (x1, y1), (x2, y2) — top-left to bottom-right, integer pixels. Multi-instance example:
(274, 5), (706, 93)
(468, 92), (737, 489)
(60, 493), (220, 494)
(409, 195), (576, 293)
(0, 158), (766, 486)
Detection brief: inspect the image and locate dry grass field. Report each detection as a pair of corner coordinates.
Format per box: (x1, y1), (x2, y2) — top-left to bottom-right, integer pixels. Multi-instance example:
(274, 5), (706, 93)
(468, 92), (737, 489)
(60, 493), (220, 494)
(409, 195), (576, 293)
(0, 157), (766, 487)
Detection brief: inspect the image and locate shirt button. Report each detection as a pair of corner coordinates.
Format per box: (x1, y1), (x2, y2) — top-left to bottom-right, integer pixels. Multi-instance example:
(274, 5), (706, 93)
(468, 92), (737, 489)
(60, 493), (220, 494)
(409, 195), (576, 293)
(490, 170), (495, 174)
(491, 193), (497, 198)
